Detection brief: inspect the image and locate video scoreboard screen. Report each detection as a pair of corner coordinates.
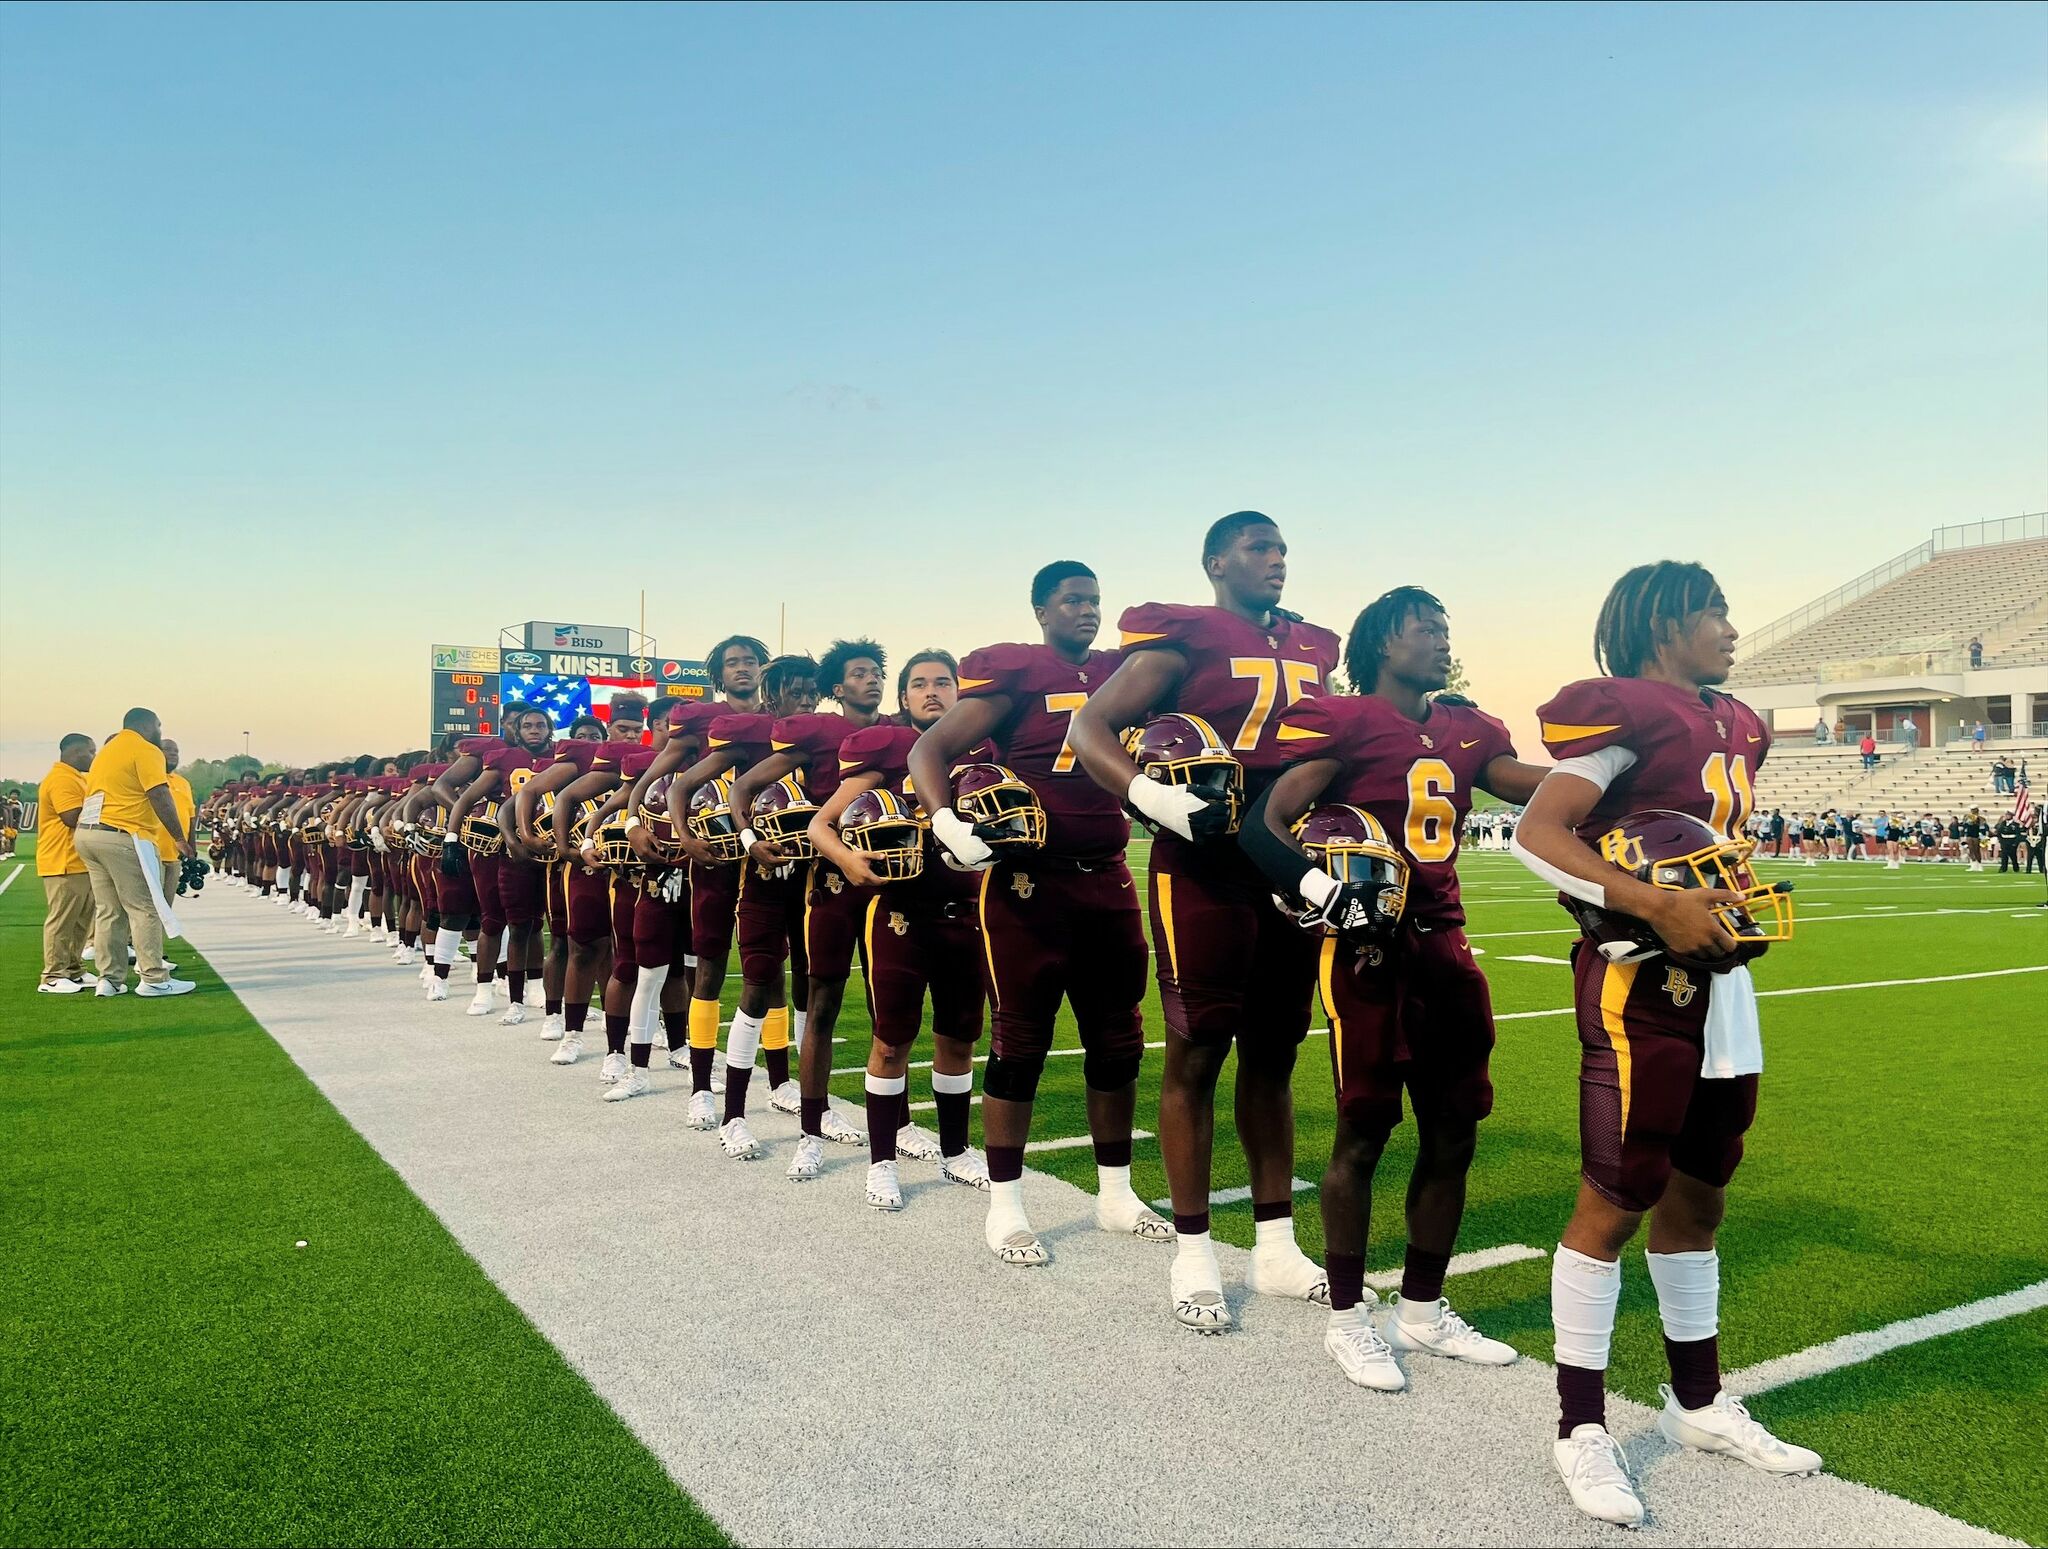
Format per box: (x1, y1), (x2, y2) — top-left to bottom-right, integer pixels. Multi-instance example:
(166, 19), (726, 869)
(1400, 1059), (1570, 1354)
(430, 644), (709, 744)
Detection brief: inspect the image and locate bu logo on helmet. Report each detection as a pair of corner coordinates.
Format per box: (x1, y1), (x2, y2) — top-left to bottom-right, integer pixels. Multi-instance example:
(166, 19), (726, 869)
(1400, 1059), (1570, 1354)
(1598, 830), (1648, 870)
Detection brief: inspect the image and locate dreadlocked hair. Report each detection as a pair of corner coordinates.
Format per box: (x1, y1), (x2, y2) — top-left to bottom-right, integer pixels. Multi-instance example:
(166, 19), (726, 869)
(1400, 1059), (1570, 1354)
(706, 634), (770, 687)
(761, 653), (820, 699)
(1593, 561), (1725, 678)
(1344, 586), (1445, 694)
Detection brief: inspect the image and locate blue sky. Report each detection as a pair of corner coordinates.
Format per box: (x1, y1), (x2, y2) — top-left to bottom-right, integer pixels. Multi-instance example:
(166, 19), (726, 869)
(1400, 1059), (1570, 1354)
(2, 1), (2043, 771)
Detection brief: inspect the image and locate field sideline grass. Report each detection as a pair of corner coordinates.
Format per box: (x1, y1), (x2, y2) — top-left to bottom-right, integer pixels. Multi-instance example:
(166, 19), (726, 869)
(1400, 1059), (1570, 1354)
(0, 843), (728, 1548)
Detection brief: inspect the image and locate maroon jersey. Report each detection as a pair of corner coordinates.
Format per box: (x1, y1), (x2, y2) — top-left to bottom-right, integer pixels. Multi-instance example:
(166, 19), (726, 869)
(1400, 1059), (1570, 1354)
(771, 711), (873, 802)
(958, 641), (1130, 861)
(1277, 694), (1515, 926)
(550, 741), (603, 775)
(619, 746), (659, 779)
(483, 747), (534, 778)
(455, 736), (505, 760)
(707, 712), (777, 769)
(410, 763), (448, 785)
(836, 722), (990, 900)
(1538, 677), (1770, 842)
(667, 699), (723, 749)
(1118, 602), (1341, 793)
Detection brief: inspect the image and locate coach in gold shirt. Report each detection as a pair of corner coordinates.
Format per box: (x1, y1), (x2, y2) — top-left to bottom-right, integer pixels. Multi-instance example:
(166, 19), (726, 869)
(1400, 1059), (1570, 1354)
(35, 733), (96, 994)
(150, 740), (197, 901)
(76, 707), (195, 998)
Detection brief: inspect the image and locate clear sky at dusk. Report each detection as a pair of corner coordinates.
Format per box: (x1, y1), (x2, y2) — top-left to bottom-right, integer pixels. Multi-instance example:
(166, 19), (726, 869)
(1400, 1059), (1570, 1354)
(2, 1), (2043, 773)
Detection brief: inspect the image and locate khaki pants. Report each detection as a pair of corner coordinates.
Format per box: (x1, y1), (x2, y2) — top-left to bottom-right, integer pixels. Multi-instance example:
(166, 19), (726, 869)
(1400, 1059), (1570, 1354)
(40, 871), (94, 985)
(76, 825), (169, 988)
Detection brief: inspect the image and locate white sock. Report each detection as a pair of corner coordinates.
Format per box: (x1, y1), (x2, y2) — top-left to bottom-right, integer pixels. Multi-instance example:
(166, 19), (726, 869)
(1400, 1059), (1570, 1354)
(1253, 1214), (1299, 1252)
(1175, 1227), (1218, 1268)
(930, 1068), (972, 1102)
(727, 1009), (764, 1072)
(628, 963), (670, 1040)
(1646, 1248), (1719, 1344)
(433, 927), (460, 966)
(985, 1176), (1030, 1243)
(1397, 1290), (1440, 1325)
(1096, 1162), (1140, 1202)
(792, 1010), (808, 1047)
(346, 877), (368, 917)
(1552, 1244), (1622, 1369)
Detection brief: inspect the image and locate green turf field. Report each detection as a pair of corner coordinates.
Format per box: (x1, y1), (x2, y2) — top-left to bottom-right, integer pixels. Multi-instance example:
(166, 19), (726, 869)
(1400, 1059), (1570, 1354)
(0, 839), (728, 1549)
(827, 840), (2048, 1544)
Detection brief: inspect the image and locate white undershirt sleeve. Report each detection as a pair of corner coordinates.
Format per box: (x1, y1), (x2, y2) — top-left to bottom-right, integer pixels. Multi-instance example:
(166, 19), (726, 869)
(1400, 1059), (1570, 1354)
(1509, 745), (1641, 908)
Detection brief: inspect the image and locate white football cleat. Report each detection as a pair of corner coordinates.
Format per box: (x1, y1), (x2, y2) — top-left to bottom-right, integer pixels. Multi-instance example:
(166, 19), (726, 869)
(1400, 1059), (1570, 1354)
(598, 1051), (627, 1085)
(1246, 1242), (1331, 1305)
(666, 1044), (690, 1070)
(524, 982), (545, 1008)
(768, 1079), (802, 1115)
(465, 986), (497, 1017)
(603, 1068), (650, 1101)
(1553, 1424), (1646, 1527)
(550, 1034), (582, 1066)
(1325, 1306), (1407, 1391)
(1169, 1253), (1232, 1333)
(786, 1133), (824, 1181)
(685, 1091), (718, 1130)
(343, 919), (362, 938)
(1387, 1298), (1519, 1365)
(1096, 1191), (1174, 1241)
(820, 1108), (866, 1147)
(865, 1159), (904, 1211)
(418, 962), (435, 987)
(538, 1013), (565, 1041)
(940, 1148), (991, 1190)
(135, 978), (197, 998)
(719, 1116), (761, 1160)
(499, 1002), (528, 1027)
(895, 1123), (943, 1162)
(1657, 1386), (1821, 1474)
(425, 977), (448, 1003)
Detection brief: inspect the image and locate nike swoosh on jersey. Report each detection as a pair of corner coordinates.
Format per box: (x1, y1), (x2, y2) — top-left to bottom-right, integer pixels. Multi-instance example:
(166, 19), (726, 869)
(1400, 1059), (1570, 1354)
(1460, 739), (1480, 748)
(1747, 735), (1762, 743)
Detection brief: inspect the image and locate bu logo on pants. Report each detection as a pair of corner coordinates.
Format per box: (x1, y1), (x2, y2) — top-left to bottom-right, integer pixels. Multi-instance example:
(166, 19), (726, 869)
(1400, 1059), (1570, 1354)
(824, 872), (844, 895)
(887, 911), (908, 937)
(1662, 966), (1697, 1007)
(1009, 872), (1034, 900)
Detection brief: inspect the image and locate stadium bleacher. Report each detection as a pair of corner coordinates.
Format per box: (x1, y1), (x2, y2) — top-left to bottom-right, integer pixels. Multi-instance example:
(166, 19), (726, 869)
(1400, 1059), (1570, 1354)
(1753, 736), (2047, 819)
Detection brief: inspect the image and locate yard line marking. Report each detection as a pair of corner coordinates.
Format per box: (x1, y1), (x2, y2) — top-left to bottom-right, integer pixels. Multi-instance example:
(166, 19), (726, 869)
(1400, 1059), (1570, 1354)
(1723, 1279), (2048, 1397)
(1471, 904), (2026, 939)
(908, 1095), (983, 1113)
(1026, 1129), (1154, 1155)
(1365, 1243), (1547, 1291)
(0, 863), (22, 898)
(1501, 953), (1572, 965)
(1152, 1178), (1317, 1209)
(836, 1040), (1170, 1078)
(1495, 963), (2048, 1022)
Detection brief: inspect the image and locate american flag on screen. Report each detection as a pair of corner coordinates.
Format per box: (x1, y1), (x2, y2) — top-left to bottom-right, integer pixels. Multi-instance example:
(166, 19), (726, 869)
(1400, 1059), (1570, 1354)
(501, 673), (591, 729)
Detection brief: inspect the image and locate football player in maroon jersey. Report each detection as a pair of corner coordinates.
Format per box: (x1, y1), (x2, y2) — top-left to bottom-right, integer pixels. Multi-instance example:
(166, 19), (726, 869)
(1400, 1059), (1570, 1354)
(1069, 511), (1341, 1331)
(1512, 562), (1818, 1526)
(484, 705), (556, 1025)
(909, 560), (1172, 1264)
(1244, 586), (1546, 1390)
(728, 640), (887, 1173)
(507, 714), (617, 1061)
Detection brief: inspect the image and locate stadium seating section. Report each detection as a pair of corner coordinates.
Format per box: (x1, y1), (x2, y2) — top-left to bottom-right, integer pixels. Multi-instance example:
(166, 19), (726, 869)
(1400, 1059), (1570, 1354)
(1753, 735), (2048, 819)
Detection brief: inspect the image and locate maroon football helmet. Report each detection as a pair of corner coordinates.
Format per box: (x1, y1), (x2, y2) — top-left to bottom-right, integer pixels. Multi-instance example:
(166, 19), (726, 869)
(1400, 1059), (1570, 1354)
(752, 772), (818, 859)
(839, 787), (927, 881)
(952, 763), (1047, 851)
(1290, 804), (1410, 935)
(638, 774), (686, 862)
(687, 775), (745, 863)
(1569, 808), (1794, 970)
(1121, 712), (1244, 837)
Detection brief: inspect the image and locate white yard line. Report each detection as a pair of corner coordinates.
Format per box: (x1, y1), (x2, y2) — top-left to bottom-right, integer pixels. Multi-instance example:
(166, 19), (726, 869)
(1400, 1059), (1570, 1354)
(0, 863), (23, 898)
(1496, 964), (2048, 1022)
(1025, 1129), (1153, 1155)
(1366, 1242), (1547, 1291)
(1471, 904), (2028, 939)
(1500, 953), (1573, 966)
(1725, 1280), (2048, 1398)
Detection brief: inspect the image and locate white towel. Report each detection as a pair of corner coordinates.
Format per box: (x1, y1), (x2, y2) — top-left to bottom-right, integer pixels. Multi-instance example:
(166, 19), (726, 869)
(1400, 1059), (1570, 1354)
(1700, 963), (1760, 1078)
(133, 832), (184, 940)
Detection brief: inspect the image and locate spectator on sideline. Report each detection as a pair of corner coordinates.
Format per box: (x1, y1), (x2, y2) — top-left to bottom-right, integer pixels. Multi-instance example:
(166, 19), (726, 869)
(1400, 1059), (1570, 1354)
(1768, 808), (1786, 856)
(0, 793), (21, 858)
(76, 707), (195, 999)
(2031, 810), (2046, 875)
(149, 740), (196, 903)
(1902, 713), (1920, 752)
(1813, 716), (1828, 744)
(1860, 730), (1878, 771)
(1964, 808), (1986, 872)
(35, 734), (96, 994)
(1969, 635), (1984, 668)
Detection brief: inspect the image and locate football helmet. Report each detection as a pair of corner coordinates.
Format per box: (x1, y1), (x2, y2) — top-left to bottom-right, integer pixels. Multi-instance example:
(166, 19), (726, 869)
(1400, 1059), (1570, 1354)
(839, 787), (927, 881)
(1569, 808), (1794, 969)
(752, 773), (818, 859)
(952, 763), (1047, 851)
(593, 816), (640, 870)
(1290, 804), (1409, 938)
(1121, 713), (1244, 837)
(406, 823), (445, 858)
(459, 801), (503, 856)
(638, 775), (687, 862)
(688, 775), (746, 863)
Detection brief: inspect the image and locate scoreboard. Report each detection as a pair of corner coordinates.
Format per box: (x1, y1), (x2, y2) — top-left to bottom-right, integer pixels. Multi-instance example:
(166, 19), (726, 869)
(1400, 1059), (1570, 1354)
(430, 644), (710, 744)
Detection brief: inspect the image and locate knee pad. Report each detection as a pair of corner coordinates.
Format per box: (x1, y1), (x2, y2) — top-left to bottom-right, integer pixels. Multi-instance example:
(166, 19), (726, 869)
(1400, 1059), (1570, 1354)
(982, 1052), (1046, 1103)
(1082, 1048), (1142, 1093)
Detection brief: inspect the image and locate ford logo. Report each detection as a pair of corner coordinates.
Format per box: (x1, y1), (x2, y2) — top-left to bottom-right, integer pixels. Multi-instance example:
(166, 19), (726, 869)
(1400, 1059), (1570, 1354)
(504, 651), (543, 670)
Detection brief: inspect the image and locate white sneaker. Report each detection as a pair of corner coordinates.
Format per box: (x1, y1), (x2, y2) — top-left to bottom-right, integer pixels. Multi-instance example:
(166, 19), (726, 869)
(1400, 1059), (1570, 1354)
(418, 962), (435, 987)
(685, 1090), (719, 1130)
(1553, 1424), (1646, 1527)
(786, 1133), (824, 1180)
(465, 986), (497, 1017)
(768, 1079), (801, 1115)
(524, 982), (545, 1008)
(425, 977), (448, 1002)
(666, 1044), (691, 1070)
(985, 1200), (1050, 1266)
(820, 1108), (866, 1147)
(1170, 1252), (1232, 1333)
(1246, 1242), (1331, 1304)
(1657, 1386), (1821, 1474)
(895, 1122), (943, 1162)
(343, 919), (362, 938)
(136, 978), (197, 998)
(720, 1116), (761, 1160)
(38, 979), (87, 995)
(599, 1051), (627, 1085)
(865, 1159), (904, 1210)
(500, 1002), (528, 1026)
(550, 1035), (583, 1065)
(940, 1148), (991, 1189)
(603, 1068), (650, 1101)
(1325, 1306), (1406, 1391)
(1387, 1297), (1518, 1365)
(539, 1012), (565, 1041)
(1096, 1191), (1174, 1240)
(95, 978), (126, 997)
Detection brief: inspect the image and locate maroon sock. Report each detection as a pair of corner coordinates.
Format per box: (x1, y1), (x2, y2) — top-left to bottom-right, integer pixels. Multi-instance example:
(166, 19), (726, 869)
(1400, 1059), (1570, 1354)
(723, 1066), (753, 1123)
(934, 1085), (971, 1157)
(434, 962), (451, 980)
(546, 997), (562, 1016)
(476, 965), (493, 986)
(1558, 1364), (1607, 1438)
(1093, 1136), (1134, 1168)
(1252, 1199), (1293, 1224)
(801, 1096), (825, 1137)
(690, 1046), (714, 1093)
(1401, 1246), (1452, 1305)
(629, 1041), (651, 1068)
(987, 1144), (1025, 1184)
(764, 1046), (790, 1088)
(1664, 1335), (1721, 1412)
(564, 1003), (587, 1033)
(1174, 1210), (1212, 1237)
(604, 1014), (629, 1055)
(867, 1090), (898, 1163)
(1327, 1251), (1367, 1312)
(507, 970), (525, 1003)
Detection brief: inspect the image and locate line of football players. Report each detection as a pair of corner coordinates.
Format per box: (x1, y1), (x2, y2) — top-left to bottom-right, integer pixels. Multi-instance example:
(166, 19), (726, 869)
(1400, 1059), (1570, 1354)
(198, 513), (1819, 1528)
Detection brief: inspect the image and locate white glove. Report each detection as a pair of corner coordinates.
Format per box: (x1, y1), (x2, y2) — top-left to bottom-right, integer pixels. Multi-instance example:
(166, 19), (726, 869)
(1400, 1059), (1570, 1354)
(931, 809), (995, 871)
(1297, 867), (1339, 915)
(370, 830), (388, 854)
(1125, 773), (1207, 841)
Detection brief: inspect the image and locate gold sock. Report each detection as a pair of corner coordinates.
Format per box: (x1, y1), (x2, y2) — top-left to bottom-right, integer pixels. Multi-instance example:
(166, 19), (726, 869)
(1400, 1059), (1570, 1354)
(688, 997), (721, 1049)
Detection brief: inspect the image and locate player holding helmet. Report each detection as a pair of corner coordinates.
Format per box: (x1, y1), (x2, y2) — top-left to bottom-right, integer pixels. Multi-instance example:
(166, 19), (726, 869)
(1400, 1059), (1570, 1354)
(1513, 561), (1815, 1528)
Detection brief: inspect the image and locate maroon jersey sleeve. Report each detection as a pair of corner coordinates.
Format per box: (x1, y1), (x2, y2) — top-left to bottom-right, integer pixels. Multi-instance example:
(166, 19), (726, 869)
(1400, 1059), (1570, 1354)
(455, 736), (505, 758)
(551, 741), (602, 774)
(483, 747), (533, 776)
(706, 712), (774, 758)
(836, 723), (917, 784)
(1543, 677), (1768, 841)
(1116, 602), (1206, 656)
(1537, 679), (1636, 760)
(772, 712), (864, 800)
(620, 747), (659, 778)
(959, 642), (1129, 861)
(957, 643), (1033, 701)
(1274, 694), (1354, 764)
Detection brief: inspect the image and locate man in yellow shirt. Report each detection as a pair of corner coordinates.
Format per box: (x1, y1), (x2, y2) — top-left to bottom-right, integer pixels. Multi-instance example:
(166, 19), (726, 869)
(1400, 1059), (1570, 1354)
(36, 734), (97, 994)
(77, 707), (196, 998)
(150, 740), (198, 902)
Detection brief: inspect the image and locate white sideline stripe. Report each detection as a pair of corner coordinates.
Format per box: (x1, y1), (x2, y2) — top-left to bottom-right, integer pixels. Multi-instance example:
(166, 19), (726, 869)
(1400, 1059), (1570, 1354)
(1025, 1129), (1153, 1155)
(1152, 1177), (1317, 1209)
(1501, 953), (1572, 965)
(834, 1039), (1171, 1078)
(1471, 904), (2027, 939)
(1495, 963), (2048, 1022)
(1724, 1279), (2048, 1398)
(0, 863), (22, 898)
(1365, 1242), (1547, 1291)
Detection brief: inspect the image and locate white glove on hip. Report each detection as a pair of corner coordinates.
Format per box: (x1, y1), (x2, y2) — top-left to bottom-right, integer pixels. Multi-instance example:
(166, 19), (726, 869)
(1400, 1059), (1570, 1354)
(931, 808), (995, 871)
(1126, 774), (1207, 841)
